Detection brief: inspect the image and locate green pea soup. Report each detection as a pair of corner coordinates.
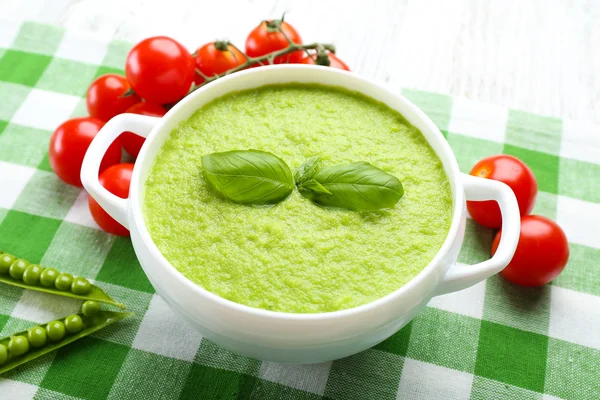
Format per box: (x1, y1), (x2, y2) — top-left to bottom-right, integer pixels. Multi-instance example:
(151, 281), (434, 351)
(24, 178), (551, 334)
(144, 83), (453, 313)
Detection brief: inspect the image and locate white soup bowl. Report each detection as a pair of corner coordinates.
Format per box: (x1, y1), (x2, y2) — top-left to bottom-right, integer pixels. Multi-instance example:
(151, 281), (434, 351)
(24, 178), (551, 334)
(81, 65), (520, 364)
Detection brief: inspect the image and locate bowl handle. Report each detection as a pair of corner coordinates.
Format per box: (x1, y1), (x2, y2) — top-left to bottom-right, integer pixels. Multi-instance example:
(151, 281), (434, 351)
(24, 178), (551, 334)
(80, 113), (160, 228)
(434, 173), (521, 296)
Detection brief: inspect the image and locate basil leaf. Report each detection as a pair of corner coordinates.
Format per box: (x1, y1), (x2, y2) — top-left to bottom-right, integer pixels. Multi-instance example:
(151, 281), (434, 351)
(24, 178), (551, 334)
(294, 156), (321, 185)
(297, 179), (332, 201)
(304, 162), (404, 211)
(201, 150), (294, 205)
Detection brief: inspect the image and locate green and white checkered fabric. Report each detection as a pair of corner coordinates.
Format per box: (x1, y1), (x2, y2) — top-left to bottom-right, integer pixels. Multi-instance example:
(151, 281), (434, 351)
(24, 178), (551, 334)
(0, 19), (598, 400)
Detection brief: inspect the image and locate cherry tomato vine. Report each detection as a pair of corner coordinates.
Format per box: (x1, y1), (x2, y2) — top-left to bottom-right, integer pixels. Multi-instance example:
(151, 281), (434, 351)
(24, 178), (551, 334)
(48, 15), (349, 237)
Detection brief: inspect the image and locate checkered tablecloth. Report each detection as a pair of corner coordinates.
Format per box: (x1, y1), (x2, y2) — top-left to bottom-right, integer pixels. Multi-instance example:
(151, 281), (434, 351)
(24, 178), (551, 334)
(0, 19), (598, 400)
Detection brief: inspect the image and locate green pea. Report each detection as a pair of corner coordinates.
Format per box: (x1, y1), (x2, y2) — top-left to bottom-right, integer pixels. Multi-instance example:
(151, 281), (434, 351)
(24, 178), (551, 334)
(8, 259), (29, 280)
(7, 335), (29, 357)
(27, 326), (47, 348)
(0, 344), (6, 365)
(40, 268), (59, 287)
(54, 273), (73, 291)
(46, 321), (66, 341)
(81, 300), (100, 317)
(64, 314), (84, 334)
(71, 277), (91, 295)
(22, 264), (43, 285)
(0, 253), (15, 274)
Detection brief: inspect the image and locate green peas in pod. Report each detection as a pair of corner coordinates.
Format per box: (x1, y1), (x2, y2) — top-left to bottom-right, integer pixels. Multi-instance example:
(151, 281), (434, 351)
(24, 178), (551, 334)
(71, 277), (92, 295)
(39, 268), (59, 287)
(81, 300), (100, 317)
(0, 253), (125, 309)
(0, 344), (7, 365)
(22, 264), (43, 285)
(27, 326), (47, 348)
(64, 315), (84, 334)
(7, 336), (29, 357)
(0, 254), (15, 274)
(9, 259), (29, 280)
(46, 321), (66, 342)
(54, 273), (73, 291)
(0, 311), (132, 373)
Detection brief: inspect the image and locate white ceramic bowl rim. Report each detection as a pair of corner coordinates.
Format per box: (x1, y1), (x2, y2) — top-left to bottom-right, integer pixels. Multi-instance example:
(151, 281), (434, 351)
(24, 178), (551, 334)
(129, 65), (465, 321)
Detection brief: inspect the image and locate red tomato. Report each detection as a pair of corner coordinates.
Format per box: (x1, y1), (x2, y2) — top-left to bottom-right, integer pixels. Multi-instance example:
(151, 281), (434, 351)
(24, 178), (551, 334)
(86, 74), (140, 121)
(125, 36), (195, 104)
(120, 103), (166, 158)
(194, 41), (247, 85)
(245, 20), (303, 64)
(299, 53), (351, 71)
(49, 118), (121, 187)
(467, 155), (537, 228)
(89, 163), (134, 236)
(492, 215), (569, 286)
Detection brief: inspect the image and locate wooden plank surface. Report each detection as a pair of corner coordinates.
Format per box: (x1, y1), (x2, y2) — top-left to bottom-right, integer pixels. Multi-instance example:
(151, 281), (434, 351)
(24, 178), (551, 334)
(2, 0), (599, 123)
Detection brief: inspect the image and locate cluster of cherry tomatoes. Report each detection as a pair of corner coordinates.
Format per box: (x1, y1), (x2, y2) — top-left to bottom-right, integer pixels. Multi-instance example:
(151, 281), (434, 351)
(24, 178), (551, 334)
(466, 155), (569, 287)
(48, 18), (349, 236)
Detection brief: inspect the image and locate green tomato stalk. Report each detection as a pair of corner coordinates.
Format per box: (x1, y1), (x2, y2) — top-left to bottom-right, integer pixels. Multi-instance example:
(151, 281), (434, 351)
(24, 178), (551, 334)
(191, 18), (336, 92)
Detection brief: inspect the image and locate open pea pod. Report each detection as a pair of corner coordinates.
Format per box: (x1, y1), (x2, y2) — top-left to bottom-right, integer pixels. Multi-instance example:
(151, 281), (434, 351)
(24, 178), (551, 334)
(0, 252), (125, 309)
(0, 274), (125, 309)
(0, 310), (133, 374)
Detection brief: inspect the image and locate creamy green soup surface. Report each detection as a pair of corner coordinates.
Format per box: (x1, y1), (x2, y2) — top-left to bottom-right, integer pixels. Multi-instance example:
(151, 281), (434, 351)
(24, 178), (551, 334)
(144, 83), (453, 313)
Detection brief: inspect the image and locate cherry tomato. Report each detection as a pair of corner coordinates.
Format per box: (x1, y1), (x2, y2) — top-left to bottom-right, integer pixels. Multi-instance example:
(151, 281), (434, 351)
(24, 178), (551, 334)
(245, 20), (303, 64)
(120, 103), (166, 158)
(467, 155), (537, 228)
(492, 215), (569, 286)
(194, 41), (247, 85)
(86, 74), (140, 121)
(299, 53), (351, 71)
(49, 118), (121, 187)
(89, 163), (134, 236)
(125, 36), (195, 104)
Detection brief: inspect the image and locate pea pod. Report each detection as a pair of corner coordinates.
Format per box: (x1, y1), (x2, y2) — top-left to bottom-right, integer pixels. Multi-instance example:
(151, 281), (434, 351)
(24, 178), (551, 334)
(0, 310), (132, 374)
(0, 253), (124, 309)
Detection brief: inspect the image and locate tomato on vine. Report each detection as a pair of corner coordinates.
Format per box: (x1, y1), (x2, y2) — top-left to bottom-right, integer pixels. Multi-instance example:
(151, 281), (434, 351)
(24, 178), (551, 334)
(245, 19), (303, 64)
(49, 117), (121, 187)
(194, 41), (246, 85)
(86, 74), (140, 121)
(120, 102), (166, 158)
(89, 163), (134, 236)
(126, 36), (195, 104)
(300, 52), (350, 71)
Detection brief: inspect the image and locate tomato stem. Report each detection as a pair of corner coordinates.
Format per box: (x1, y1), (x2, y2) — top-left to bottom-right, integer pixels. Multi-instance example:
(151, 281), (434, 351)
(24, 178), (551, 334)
(188, 21), (335, 96)
(190, 41), (335, 93)
(315, 46), (331, 66)
(278, 26), (313, 59)
(214, 40), (229, 52)
(265, 12), (286, 32)
(195, 68), (214, 82)
(120, 87), (137, 98)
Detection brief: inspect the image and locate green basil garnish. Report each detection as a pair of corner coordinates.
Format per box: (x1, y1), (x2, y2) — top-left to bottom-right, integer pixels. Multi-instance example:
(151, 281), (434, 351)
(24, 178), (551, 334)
(294, 179), (331, 201)
(201, 150), (294, 205)
(294, 156), (321, 185)
(296, 160), (404, 211)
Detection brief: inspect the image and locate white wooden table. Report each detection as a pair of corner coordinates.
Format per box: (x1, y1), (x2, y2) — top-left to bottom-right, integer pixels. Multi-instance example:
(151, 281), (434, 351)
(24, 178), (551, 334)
(2, 0), (599, 123)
